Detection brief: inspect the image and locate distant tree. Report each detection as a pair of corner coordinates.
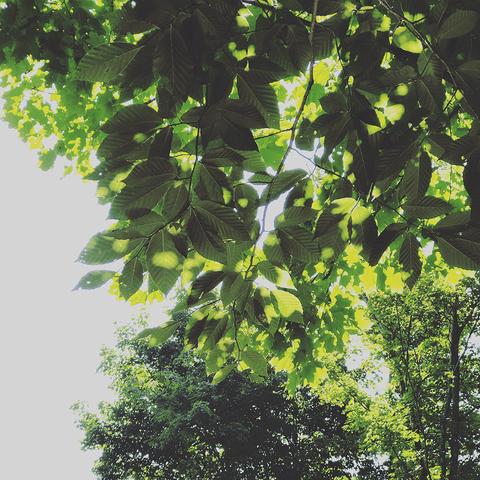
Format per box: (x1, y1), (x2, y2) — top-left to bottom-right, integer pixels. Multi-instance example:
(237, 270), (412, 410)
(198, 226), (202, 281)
(73, 313), (384, 480)
(319, 275), (480, 480)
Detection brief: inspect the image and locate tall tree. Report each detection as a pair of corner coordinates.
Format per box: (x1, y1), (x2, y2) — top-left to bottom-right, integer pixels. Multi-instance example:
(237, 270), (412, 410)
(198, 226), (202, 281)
(72, 313), (384, 480)
(2, 0), (480, 388)
(320, 275), (480, 480)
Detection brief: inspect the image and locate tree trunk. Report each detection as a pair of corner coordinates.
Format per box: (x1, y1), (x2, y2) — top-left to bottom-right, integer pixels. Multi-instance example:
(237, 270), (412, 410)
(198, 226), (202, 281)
(449, 297), (462, 480)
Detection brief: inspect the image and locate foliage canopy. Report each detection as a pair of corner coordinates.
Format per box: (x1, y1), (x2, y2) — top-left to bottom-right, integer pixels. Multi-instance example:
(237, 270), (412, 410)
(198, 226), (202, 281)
(2, 0), (480, 388)
(73, 315), (382, 480)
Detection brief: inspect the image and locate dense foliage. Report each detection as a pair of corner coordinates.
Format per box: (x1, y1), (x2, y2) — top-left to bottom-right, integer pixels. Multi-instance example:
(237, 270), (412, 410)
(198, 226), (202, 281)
(318, 275), (480, 480)
(3, 0), (480, 388)
(73, 315), (383, 480)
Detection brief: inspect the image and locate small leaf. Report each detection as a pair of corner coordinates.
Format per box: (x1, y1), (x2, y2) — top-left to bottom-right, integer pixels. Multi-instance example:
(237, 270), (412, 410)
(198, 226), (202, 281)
(147, 230), (183, 295)
(256, 260), (294, 288)
(237, 75), (280, 128)
(263, 231), (288, 267)
(402, 152), (432, 205)
(278, 226), (320, 262)
(271, 290), (303, 323)
(241, 349), (268, 377)
(136, 321), (180, 347)
(73, 270), (116, 291)
(212, 364), (236, 384)
(369, 223), (408, 266)
(275, 206), (318, 229)
(217, 117), (258, 151)
(76, 43), (143, 82)
(437, 10), (479, 40)
(403, 196), (453, 219)
(399, 232), (422, 289)
(393, 26), (422, 53)
(77, 234), (142, 265)
(261, 169), (307, 204)
(118, 257), (144, 300)
(153, 25), (194, 99)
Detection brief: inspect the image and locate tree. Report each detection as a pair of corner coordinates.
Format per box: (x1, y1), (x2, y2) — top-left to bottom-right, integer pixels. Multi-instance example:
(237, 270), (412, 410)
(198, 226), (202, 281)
(319, 275), (480, 480)
(3, 0), (480, 389)
(72, 313), (384, 480)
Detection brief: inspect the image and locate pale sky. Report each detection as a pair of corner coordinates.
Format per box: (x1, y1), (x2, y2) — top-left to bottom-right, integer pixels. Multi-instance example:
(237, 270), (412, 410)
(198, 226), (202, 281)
(0, 120), (169, 480)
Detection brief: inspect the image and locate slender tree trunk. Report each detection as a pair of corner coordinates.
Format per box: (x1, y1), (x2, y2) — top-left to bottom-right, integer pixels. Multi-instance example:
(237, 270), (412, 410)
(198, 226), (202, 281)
(449, 298), (462, 480)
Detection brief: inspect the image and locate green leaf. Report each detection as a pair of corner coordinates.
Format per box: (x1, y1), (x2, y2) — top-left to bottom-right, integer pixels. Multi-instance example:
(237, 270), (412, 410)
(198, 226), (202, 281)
(295, 118), (315, 151)
(77, 234), (142, 265)
(271, 290), (303, 323)
(202, 147), (245, 167)
(403, 196), (453, 219)
(135, 320), (180, 347)
(350, 207), (377, 260)
(76, 43), (143, 82)
(194, 200), (250, 240)
(109, 176), (176, 220)
(118, 257), (144, 300)
(206, 338), (235, 375)
(314, 197), (356, 238)
(317, 221), (349, 261)
(261, 169), (307, 204)
(241, 349), (268, 377)
(212, 364), (236, 384)
(278, 226), (320, 262)
(375, 133), (419, 181)
(217, 117), (258, 151)
(441, 135), (480, 166)
(369, 223), (408, 266)
(393, 26), (422, 53)
(198, 164), (232, 205)
(263, 231), (287, 267)
(275, 206), (318, 229)
(147, 230), (183, 295)
(235, 183), (260, 225)
(220, 272), (244, 307)
(402, 152), (432, 205)
(438, 231), (480, 270)
(198, 313), (230, 353)
(238, 56), (287, 84)
(237, 75), (280, 129)
(415, 76), (445, 115)
(458, 60), (480, 80)
(399, 232), (422, 289)
(153, 25), (194, 99)
(320, 91), (348, 113)
(161, 180), (189, 220)
(256, 260), (294, 288)
(434, 211), (471, 234)
(101, 104), (163, 134)
(437, 10), (479, 40)
(187, 270), (225, 306)
(73, 270), (116, 291)
(217, 99), (267, 129)
(187, 209), (228, 264)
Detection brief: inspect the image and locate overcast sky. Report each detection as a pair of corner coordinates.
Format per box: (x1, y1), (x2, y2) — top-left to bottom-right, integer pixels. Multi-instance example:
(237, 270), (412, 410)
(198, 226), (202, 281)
(0, 120), (170, 480)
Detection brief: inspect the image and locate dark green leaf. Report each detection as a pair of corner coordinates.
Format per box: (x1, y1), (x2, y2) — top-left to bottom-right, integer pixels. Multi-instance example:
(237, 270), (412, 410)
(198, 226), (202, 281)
(263, 231), (287, 267)
(275, 206), (318, 229)
(118, 257), (144, 299)
(402, 152), (432, 205)
(101, 104), (162, 134)
(76, 43), (143, 82)
(241, 349), (268, 377)
(403, 196), (453, 219)
(437, 10), (479, 40)
(187, 209), (228, 263)
(153, 25), (194, 99)
(261, 169), (307, 205)
(73, 270), (116, 291)
(77, 234), (142, 265)
(147, 230), (183, 295)
(399, 232), (422, 289)
(237, 75), (280, 129)
(278, 226), (320, 262)
(369, 223), (408, 266)
(320, 91), (348, 113)
(217, 117), (258, 151)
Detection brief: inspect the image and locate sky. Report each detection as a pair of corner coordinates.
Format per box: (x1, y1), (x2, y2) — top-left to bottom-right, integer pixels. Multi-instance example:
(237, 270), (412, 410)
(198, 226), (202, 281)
(0, 120), (169, 480)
